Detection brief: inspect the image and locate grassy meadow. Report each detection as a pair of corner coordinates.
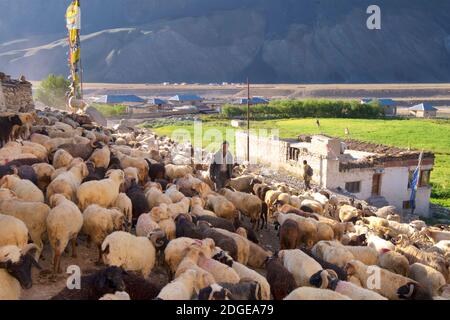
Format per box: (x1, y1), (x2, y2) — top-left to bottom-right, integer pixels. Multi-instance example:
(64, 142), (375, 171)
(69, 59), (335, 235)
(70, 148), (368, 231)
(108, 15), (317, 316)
(145, 117), (450, 207)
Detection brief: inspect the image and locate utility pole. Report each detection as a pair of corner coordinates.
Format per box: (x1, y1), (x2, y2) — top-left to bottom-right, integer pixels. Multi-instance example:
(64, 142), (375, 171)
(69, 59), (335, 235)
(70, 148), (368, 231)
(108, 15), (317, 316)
(247, 78), (250, 162)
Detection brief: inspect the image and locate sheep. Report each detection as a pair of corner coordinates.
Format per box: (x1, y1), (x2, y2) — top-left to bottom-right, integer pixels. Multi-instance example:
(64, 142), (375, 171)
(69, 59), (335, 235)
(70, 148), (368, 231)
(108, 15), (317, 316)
(0, 115), (22, 147)
(145, 185), (172, 209)
(135, 213), (160, 237)
(284, 287), (351, 300)
(197, 251), (240, 284)
(113, 193), (133, 231)
(200, 281), (262, 300)
(165, 164), (193, 181)
(274, 212), (317, 248)
(367, 234), (396, 254)
(114, 151), (149, 183)
(50, 266), (127, 300)
(219, 188), (262, 229)
(247, 242), (272, 269)
(300, 199), (324, 214)
(164, 237), (215, 273)
(422, 228), (450, 243)
(277, 203), (319, 220)
(0, 244), (41, 300)
(77, 169), (125, 211)
(174, 245), (216, 286)
(0, 175), (44, 203)
(312, 241), (355, 268)
(125, 180), (150, 224)
(264, 255), (298, 300)
(82, 205), (126, 263)
(175, 214), (203, 239)
(57, 140), (101, 161)
(214, 228), (250, 265)
(301, 247), (348, 281)
(205, 193), (238, 221)
(119, 272), (164, 300)
(146, 161), (166, 181)
(99, 291), (131, 300)
(157, 269), (203, 300)
(338, 204), (360, 222)
(166, 197), (190, 219)
(101, 230), (166, 277)
(53, 149), (74, 169)
(0, 189), (50, 257)
(124, 167), (139, 184)
(279, 249), (324, 287)
(376, 205), (399, 219)
(343, 246), (379, 266)
(32, 163), (55, 191)
(228, 260), (271, 300)
(377, 249), (410, 276)
(345, 260), (432, 300)
(409, 263), (447, 297)
(196, 221), (239, 261)
(279, 219), (300, 250)
(46, 194), (83, 273)
(0, 214), (29, 249)
(190, 196), (217, 218)
(47, 162), (89, 202)
(89, 144), (111, 169)
(149, 204), (176, 240)
(309, 271), (387, 300)
(225, 175), (261, 193)
(395, 241), (449, 281)
(165, 184), (185, 203)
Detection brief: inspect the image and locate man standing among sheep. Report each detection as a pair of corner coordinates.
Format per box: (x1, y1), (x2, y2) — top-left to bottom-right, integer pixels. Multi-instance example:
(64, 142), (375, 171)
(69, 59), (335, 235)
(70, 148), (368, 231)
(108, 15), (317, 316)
(303, 160), (313, 190)
(209, 141), (234, 191)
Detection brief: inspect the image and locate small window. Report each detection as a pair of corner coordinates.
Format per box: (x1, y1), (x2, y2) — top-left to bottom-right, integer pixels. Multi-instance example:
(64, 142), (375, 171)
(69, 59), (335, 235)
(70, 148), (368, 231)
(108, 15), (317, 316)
(287, 147), (299, 161)
(403, 201), (411, 209)
(345, 181), (361, 193)
(419, 170), (431, 187)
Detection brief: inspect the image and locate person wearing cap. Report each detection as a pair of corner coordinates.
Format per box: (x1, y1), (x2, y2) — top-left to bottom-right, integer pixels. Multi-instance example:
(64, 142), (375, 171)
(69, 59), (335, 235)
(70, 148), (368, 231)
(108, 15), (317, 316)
(209, 141), (234, 191)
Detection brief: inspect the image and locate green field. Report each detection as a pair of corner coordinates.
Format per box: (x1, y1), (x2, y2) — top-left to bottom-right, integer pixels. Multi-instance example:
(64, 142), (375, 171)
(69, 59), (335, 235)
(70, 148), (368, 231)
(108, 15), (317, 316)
(145, 117), (450, 208)
(91, 103), (127, 117)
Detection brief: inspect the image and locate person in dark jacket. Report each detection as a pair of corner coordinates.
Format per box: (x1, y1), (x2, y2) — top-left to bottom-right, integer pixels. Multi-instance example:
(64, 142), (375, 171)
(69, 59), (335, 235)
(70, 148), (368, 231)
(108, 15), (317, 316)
(209, 141), (234, 191)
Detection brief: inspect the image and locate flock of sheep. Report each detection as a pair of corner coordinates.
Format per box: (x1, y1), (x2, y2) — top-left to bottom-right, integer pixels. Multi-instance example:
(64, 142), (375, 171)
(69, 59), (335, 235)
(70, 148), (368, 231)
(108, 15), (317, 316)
(0, 109), (449, 301)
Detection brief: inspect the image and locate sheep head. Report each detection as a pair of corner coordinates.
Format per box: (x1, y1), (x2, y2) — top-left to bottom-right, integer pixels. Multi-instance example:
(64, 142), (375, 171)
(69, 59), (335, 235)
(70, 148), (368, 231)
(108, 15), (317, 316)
(148, 229), (168, 250)
(397, 282), (433, 300)
(94, 266), (127, 294)
(0, 244), (41, 289)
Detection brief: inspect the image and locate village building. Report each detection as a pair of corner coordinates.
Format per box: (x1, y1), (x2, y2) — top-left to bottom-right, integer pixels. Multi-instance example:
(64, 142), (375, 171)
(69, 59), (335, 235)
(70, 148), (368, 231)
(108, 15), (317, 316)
(235, 132), (434, 217)
(95, 94), (146, 105)
(168, 94), (204, 107)
(361, 98), (397, 116)
(237, 97), (270, 105)
(409, 103), (438, 118)
(0, 72), (34, 113)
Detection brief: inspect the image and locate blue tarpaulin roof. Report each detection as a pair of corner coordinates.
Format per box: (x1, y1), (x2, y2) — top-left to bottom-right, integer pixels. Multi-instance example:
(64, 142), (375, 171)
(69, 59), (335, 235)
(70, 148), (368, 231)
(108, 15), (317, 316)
(169, 94), (203, 102)
(361, 98), (396, 106)
(97, 95), (145, 104)
(149, 98), (167, 105)
(409, 103), (437, 111)
(239, 97), (269, 104)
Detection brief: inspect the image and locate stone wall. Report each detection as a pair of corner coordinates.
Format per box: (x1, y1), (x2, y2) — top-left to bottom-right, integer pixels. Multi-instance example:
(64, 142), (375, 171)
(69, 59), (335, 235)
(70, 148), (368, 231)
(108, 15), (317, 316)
(0, 72), (34, 113)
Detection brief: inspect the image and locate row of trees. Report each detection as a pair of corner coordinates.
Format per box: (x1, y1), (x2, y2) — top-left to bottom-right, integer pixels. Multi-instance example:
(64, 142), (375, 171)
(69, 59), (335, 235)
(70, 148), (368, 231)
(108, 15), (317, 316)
(222, 99), (385, 119)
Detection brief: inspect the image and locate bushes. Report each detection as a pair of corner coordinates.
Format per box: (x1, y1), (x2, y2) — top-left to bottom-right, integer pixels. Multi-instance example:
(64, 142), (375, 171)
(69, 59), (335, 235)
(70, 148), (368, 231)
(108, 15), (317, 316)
(35, 74), (70, 109)
(91, 103), (127, 117)
(222, 99), (384, 119)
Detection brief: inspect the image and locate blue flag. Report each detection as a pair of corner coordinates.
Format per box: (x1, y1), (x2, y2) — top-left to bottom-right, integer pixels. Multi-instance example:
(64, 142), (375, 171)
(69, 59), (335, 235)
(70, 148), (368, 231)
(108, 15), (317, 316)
(409, 151), (423, 211)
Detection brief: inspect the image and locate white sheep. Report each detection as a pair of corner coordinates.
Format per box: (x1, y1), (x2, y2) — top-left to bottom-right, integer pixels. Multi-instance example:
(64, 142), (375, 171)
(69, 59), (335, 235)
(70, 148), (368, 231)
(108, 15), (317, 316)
(0, 175), (44, 203)
(77, 169), (125, 211)
(377, 249), (410, 277)
(0, 188), (50, 258)
(231, 261), (271, 300)
(165, 184), (185, 203)
(215, 228), (250, 265)
(47, 161), (88, 202)
(53, 149), (74, 169)
(113, 193), (133, 231)
(343, 246), (379, 266)
(0, 213), (29, 250)
(157, 269), (201, 300)
(367, 234), (395, 254)
(89, 144), (111, 169)
(82, 205), (126, 263)
(284, 287), (351, 300)
(312, 241), (355, 268)
(279, 249), (323, 287)
(165, 164), (193, 180)
(409, 263), (447, 297)
(164, 237), (215, 273)
(101, 230), (165, 277)
(46, 194), (83, 273)
(99, 291), (131, 300)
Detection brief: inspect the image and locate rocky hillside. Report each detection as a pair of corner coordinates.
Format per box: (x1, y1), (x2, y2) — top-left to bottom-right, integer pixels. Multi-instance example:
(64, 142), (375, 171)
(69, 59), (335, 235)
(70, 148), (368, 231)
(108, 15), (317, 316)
(1, 0), (450, 83)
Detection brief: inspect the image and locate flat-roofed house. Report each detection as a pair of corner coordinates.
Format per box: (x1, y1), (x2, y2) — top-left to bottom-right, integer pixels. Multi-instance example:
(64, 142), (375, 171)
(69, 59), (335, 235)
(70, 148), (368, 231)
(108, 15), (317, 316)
(361, 98), (397, 116)
(168, 94), (204, 106)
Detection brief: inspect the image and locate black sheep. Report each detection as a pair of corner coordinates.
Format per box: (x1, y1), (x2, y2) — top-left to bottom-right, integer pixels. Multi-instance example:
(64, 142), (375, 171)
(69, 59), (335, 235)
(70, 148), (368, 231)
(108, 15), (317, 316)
(82, 161), (107, 183)
(125, 180), (150, 224)
(50, 267), (127, 300)
(264, 255), (297, 300)
(197, 221), (239, 261)
(145, 159), (166, 181)
(196, 215), (236, 232)
(175, 214), (203, 239)
(279, 219), (300, 250)
(16, 165), (38, 186)
(6, 158), (44, 166)
(0, 115), (22, 147)
(233, 217), (260, 244)
(122, 272), (164, 300)
(155, 178), (169, 191)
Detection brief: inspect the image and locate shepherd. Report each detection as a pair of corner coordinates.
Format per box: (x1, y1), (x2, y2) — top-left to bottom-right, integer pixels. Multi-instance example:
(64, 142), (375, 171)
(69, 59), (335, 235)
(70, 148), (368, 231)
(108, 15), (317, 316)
(209, 141), (234, 191)
(303, 160), (313, 190)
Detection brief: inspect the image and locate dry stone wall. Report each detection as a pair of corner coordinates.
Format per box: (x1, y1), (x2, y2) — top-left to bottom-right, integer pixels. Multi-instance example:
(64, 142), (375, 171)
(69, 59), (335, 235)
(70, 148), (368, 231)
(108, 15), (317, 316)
(0, 72), (34, 113)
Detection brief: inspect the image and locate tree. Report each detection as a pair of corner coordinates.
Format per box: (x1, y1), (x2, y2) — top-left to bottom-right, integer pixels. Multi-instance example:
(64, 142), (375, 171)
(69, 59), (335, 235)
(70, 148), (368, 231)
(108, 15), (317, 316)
(35, 74), (70, 109)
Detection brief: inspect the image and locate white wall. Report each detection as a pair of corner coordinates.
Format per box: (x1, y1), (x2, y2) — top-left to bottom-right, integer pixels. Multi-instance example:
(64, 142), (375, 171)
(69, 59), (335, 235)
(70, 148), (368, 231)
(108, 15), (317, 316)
(0, 85), (5, 111)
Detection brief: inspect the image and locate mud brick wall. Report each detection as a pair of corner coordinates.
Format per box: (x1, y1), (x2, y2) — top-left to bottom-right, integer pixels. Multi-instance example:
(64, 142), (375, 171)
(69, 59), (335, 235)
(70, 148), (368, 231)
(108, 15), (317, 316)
(0, 72), (34, 113)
